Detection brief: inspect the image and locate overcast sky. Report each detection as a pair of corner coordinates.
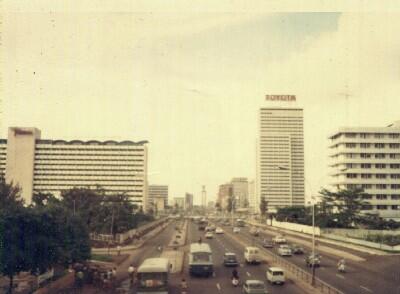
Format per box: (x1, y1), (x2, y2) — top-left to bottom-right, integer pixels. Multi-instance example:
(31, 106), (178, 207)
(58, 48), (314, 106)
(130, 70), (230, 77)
(2, 2), (400, 204)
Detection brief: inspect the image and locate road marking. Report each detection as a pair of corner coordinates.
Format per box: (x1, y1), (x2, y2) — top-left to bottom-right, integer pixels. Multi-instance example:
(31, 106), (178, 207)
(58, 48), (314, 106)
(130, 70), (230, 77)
(246, 271), (251, 277)
(360, 286), (373, 293)
(336, 274), (345, 279)
(216, 283), (221, 291)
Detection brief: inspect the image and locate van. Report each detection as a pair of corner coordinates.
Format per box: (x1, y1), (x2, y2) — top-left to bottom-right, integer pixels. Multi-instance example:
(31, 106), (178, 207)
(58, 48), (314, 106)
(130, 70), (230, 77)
(266, 267), (285, 285)
(244, 247), (261, 264)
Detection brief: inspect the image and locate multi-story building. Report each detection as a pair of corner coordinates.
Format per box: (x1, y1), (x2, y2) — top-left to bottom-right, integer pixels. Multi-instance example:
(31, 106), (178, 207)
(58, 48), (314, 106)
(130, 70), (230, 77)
(231, 177), (249, 208)
(248, 180), (256, 213)
(329, 122), (400, 220)
(217, 183), (233, 210)
(173, 197), (185, 209)
(2, 127), (149, 210)
(148, 185), (168, 211)
(185, 193), (194, 211)
(257, 105), (305, 211)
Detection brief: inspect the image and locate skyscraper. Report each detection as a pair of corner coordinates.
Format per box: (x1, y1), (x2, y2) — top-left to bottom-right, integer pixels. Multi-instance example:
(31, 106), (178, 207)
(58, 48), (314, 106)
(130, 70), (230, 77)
(257, 103), (305, 211)
(185, 193), (194, 211)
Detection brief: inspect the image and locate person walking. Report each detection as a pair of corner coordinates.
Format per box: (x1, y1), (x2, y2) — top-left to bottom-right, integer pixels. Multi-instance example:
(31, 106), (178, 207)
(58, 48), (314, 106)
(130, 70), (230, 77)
(117, 245), (121, 256)
(128, 264), (136, 285)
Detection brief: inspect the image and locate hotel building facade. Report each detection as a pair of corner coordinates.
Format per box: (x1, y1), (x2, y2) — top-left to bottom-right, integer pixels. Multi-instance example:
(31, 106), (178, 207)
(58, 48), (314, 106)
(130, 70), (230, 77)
(257, 106), (305, 211)
(329, 122), (400, 220)
(0, 127), (148, 210)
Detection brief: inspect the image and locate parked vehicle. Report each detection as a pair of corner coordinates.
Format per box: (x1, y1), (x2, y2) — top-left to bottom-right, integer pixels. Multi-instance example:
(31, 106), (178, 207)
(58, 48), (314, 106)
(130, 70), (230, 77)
(223, 252), (239, 267)
(205, 232), (213, 239)
(278, 245), (292, 257)
(242, 280), (268, 294)
(233, 227), (241, 233)
(266, 267), (285, 285)
(291, 245), (304, 254)
(244, 247), (261, 264)
(262, 239), (273, 248)
(305, 254), (321, 267)
(189, 243), (213, 277)
(215, 227), (224, 234)
(272, 235), (286, 244)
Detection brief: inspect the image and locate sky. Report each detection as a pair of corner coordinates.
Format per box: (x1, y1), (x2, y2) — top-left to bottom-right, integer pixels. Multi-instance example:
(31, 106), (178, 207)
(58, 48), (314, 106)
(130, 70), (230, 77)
(2, 2), (400, 204)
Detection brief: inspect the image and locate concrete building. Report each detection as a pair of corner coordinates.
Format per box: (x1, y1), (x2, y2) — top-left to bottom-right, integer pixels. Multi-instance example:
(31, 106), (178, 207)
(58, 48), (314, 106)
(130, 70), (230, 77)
(185, 193), (194, 211)
(217, 183), (233, 210)
(257, 106), (305, 211)
(329, 122), (400, 220)
(248, 180), (256, 213)
(1, 127), (149, 210)
(173, 197), (185, 209)
(148, 185), (168, 211)
(231, 177), (249, 208)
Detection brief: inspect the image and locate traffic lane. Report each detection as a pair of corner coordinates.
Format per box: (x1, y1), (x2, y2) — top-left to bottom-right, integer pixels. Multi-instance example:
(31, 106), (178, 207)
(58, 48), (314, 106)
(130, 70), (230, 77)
(239, 227), (394, 294)
(214, 227), (306, 294)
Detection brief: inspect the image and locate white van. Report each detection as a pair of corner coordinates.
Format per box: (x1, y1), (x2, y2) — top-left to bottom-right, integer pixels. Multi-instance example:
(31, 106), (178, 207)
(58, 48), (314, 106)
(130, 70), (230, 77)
(266, 267), (285, 285)
(244, 246), (261, 264)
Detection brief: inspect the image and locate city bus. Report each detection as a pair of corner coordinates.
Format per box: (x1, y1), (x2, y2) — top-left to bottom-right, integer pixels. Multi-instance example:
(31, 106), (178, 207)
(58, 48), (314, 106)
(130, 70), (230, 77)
(137, 257), (170, 294)
(189, 243), (213, 277)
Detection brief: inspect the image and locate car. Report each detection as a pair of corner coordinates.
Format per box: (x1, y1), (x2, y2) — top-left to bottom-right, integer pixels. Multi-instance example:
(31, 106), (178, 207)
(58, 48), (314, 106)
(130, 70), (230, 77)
(215, 227), (224, 234)
(291, 245), (304, 254)
(205, 232), (213, 239)
(278, 245), (292, 256)
(266, 267), (285, 285)
(233, 227), (241, 233)
(244, 246), (261, 264)
(242, 280), (269, 294)
(262, 239), (273, 248)
(272, 235), (286, 244)
(305, 254), (321, 267)
(223, 252), (239, 267)
(250, 227), (260, 236)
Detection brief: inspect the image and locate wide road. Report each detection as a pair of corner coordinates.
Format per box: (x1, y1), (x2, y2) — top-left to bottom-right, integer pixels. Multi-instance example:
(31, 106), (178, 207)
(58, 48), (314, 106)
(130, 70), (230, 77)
(175, 221), (306, 294)
(239, 223), (400, 294)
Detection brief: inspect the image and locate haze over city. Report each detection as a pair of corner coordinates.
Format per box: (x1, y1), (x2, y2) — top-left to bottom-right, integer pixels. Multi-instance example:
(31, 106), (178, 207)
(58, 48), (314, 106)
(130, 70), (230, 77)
(3, 2), (400, 203)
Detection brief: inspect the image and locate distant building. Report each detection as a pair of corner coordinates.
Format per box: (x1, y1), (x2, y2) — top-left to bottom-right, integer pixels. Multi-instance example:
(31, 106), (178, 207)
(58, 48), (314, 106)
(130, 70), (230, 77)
(148, 185), (168, 211)
(231, 177), (249, 208)
(248, 180), (256, 212)
(217, 183), (233, 210)
(329, 122), (400, 220)
(1, 127), (149, 210)
(207, 200), (215, 209)
(173, 197), (185, 209)
(185, 193), (194, 211)
(257, 106), (305, 211)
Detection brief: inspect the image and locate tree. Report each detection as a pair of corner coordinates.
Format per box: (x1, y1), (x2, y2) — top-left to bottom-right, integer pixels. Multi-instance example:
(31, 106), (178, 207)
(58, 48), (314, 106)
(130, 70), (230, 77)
(276, 206), (311, 224)
(0, 177), (24, 212)
(226, 196), (234, 213)
(259, 196), (268, 217)
(319, 187), (369, 228)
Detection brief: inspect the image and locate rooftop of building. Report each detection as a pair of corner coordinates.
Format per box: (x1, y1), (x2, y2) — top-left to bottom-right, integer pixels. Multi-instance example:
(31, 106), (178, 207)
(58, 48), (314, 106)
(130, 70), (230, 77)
(328, 121), (400, 139)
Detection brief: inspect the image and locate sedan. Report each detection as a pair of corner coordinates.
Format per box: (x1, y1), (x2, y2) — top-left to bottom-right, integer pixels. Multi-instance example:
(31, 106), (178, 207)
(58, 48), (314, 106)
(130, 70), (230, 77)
(291, 245), (304, 254)
(205, 232), (213, 239)
(262, 239), (273, 248)
(223, 252), (239, 267)
(215, 227), (224, 234)
(242, 280), (268, 294)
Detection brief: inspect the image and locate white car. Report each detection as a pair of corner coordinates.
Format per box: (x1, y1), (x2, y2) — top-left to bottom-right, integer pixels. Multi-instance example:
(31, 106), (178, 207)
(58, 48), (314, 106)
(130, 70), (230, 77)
(205, 232), (213, 239)
(215, 227), (224, 234)
(272, 235), (286, 244)
(233, 227), (241, 233)
(278, 245), (292, 256)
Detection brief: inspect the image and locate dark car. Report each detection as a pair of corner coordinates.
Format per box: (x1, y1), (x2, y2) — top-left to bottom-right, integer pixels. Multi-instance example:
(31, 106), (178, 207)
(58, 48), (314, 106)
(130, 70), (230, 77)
(291, 245), (304, 254)
(223, 252), (239, 267)
(305, 254), (321, 267)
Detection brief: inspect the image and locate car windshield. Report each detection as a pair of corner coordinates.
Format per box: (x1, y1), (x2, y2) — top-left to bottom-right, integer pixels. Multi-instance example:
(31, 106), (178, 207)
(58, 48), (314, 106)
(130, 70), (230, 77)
(273, 271), (284, 275)
(248, 283), (265, 289)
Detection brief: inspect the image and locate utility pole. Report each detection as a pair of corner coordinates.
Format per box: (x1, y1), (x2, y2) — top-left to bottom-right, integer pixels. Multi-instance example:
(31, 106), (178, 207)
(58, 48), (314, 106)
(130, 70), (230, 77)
(202, 185), (207, 212)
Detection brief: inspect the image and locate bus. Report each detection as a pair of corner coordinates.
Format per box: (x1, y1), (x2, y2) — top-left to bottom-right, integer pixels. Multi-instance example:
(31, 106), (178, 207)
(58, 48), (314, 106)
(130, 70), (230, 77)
(137, 258), (170, 294)
(189, 243), (213, 277)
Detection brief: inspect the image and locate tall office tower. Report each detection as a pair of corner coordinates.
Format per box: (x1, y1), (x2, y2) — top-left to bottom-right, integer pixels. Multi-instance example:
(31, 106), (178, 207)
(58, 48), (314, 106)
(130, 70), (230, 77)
(185, 193), (194, 211)
(2, 127), (148, 210)
(231, 177), (248, 208)
(329, 122), (400, 220)
(217, 183), (233, 211)
(148, 185), (169, 211)
(257, 99), (305, 211)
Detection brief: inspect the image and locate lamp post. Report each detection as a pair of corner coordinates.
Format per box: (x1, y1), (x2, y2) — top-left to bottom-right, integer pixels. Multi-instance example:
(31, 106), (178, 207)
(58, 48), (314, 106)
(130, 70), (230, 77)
(311, 197), (316, 286)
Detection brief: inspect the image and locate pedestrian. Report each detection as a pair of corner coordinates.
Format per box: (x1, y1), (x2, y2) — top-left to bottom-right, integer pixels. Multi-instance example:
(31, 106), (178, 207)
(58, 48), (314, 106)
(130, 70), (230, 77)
(128, 264), (135, 285)
(117, 245), (121, 256)
(76, 270), (84, 288)
(112, 267), (117, 283)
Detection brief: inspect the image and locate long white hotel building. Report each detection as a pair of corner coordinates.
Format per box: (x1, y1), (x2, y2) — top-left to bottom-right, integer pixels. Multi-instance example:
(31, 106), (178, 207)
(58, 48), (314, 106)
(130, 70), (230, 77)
(257, 99), (305, 211)
(329, 122), (400, 220)
(0, 127), (148, 210)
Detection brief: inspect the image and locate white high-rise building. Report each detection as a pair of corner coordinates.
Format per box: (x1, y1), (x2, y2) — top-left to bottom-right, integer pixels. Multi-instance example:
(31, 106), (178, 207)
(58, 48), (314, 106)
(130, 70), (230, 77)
(257, 105), (305, 211)
(329, 122), (400, 220)
(1, 127), (149, 210)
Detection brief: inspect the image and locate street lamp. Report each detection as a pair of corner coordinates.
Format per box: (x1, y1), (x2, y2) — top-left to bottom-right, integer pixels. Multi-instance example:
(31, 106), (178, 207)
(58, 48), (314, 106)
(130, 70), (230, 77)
(308, 196), (317, 286)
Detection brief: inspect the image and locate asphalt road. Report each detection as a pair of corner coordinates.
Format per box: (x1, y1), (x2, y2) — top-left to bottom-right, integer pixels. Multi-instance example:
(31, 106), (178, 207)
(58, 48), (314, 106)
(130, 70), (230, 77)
(173, 221), (306, 294)
(240, 224), (400, 294)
